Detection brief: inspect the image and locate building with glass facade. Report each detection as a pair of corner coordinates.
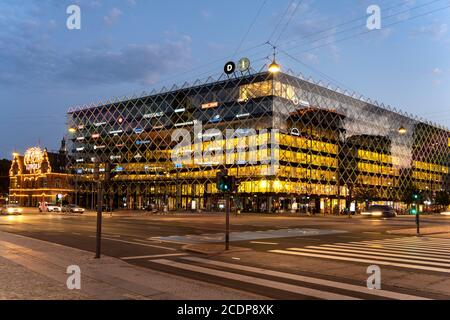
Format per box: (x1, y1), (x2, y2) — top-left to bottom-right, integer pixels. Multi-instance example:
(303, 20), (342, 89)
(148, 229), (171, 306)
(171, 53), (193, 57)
(67, 70), (450, 213)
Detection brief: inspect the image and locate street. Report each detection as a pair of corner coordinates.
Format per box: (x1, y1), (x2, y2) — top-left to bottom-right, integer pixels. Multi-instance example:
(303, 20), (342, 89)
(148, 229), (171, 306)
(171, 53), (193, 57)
(1, 211), (450, 300)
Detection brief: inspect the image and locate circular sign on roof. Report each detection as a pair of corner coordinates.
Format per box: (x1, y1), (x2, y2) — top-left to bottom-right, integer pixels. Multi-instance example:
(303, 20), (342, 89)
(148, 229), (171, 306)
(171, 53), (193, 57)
(238, 58), (250, 72)
(24, 147), (44, 173)
(224, 61), (236, 75)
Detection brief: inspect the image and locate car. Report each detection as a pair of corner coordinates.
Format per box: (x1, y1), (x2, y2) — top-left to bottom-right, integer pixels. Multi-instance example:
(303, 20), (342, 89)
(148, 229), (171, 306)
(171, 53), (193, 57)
(62, 204), (85, 214)
(39, 202), (61, 212)
(361, 205), (397, 218)
(0, 204), (23, 215)
(46, 203), (62, 212)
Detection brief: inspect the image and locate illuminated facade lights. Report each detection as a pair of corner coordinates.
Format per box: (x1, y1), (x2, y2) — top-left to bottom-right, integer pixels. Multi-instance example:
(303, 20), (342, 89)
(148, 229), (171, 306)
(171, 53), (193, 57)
(66, 69), (450, 213)
(9, 142), (74, 207)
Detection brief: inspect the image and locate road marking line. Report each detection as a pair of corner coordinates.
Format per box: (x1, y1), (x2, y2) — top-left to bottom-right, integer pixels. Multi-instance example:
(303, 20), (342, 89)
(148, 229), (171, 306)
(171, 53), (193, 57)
(364, 237), (450, 245)
(148, 237), (190, 245)
(308, 245), (450, 263)
(288, 247), (450, 268)
(269, 250), (450, 274)
(358, 239), (450, 250)
(100, 237), (177, 251)
(348, 242), (450, 254)
(133, 238), (166, 244)
(152, 259), (358, 300)
(325, 243), (450, 258)
(103, 234), (121, 238)
(357, 237), (450, 245)
(121, 253), (187, 260)
(182, 257), (429, 300)
(373, 238), (450, 246)
(250, 241), (278, 245)
(342, 242), (449, 253)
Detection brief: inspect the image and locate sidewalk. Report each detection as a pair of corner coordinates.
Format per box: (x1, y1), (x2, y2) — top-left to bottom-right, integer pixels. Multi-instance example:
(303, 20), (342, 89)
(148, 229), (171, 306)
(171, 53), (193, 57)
(0, 231), (264, 300)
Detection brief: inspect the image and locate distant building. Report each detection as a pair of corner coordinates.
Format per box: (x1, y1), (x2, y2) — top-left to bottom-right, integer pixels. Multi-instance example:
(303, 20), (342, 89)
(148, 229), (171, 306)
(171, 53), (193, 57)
(0, 159), (11, 205)
(9, 139), (74, 207)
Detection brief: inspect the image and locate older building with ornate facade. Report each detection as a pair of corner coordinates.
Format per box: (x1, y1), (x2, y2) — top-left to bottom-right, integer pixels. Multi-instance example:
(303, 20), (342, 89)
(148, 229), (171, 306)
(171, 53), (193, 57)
(9, 140), (74, 207)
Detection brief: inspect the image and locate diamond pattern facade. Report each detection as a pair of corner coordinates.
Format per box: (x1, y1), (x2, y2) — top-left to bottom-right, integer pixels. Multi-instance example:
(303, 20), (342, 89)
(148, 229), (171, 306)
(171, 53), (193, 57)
(67, 69), (450, 213)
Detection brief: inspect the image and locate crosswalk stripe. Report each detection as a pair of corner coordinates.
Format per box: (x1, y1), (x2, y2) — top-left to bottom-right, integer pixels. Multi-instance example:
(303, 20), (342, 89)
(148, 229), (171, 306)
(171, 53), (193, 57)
(182, 257), (429, 300)
(348, 242), (450, 254)
(369, 236), (450, 243)
(369, 239), (450, 248)
(394, 237), (450, 243)
(121, 253), (187, 260)
(350, 241), (450, 252)
(151, 259), (358, 300)
(326, 243), (450, 258)
(269, 250), (450, 274)
(350, 238), (450, 246)
(362, 238), (450, 247)
(95, 236), (177, 251)
(287, 248), (450, 268)
(307, 245), (450, 263)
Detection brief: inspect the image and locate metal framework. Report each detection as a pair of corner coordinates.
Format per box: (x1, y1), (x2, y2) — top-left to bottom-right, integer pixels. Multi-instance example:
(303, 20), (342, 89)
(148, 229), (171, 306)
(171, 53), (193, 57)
(67, 66), (450, 213)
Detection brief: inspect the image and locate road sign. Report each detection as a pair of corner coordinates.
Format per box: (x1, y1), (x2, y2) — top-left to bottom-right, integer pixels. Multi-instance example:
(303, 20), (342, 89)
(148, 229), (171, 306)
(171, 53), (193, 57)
(224, 61), (236, 75)
(238, 57), (250, 72)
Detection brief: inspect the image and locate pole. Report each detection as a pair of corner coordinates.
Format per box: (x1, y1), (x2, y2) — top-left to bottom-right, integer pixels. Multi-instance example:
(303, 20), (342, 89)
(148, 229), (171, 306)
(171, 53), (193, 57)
(225, 193), (230, 251)
(95, 180), (103, 258)
(416, 207), (420, 236)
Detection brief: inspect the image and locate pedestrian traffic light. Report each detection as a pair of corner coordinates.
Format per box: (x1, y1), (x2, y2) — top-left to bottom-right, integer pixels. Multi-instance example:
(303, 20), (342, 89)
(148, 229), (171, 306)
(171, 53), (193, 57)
(105, 162), (120, 182)
(216, 170), (235, 193)
(410, 207), (417, 215)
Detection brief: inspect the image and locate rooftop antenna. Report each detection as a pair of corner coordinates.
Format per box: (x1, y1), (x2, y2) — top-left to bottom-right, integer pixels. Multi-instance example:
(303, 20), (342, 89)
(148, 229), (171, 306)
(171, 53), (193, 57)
(266, 42), (281, 73)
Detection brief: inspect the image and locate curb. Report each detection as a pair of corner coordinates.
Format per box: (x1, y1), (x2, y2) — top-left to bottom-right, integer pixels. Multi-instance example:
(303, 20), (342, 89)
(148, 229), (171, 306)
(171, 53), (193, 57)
(182, 244), (252, 255)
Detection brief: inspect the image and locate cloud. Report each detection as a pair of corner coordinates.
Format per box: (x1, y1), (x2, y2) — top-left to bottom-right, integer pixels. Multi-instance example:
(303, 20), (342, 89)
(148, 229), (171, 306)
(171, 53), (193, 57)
(414, 22), (448, 40)
(431, 67), (443, 86)
(277, 0), (342, 60)
(200, 10), (211, 20)
(58, 39), (192, 86)
(302, 52), (319, 64)
(432, 67), (443, 76)
(0, 1), (193, 89)
(104, 7), (122, 25)
(127, 0), (137, 7)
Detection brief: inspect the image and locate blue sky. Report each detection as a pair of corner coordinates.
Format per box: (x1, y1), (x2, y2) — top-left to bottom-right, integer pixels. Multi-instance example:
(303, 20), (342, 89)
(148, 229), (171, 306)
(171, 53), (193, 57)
(0, 0), (449, 158)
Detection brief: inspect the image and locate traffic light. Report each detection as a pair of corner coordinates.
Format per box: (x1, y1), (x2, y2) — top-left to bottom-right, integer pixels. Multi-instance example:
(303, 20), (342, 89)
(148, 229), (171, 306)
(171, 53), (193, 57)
(105, 162), (120, 182)
(410, 207), (418, 215)
(216, 170), (235, 193)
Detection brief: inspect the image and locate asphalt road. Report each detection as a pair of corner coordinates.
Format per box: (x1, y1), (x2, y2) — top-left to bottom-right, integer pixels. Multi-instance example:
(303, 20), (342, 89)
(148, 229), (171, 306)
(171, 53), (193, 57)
(1, 211), (450, 300)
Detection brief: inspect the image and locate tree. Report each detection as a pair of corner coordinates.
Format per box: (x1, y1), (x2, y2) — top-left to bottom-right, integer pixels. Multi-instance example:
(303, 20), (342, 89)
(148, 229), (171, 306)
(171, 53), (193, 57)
(435, 191), (450, 212)
(353, 185), (379, 210)
(0, 159), (11, 197)
(401, 183), (421, 206)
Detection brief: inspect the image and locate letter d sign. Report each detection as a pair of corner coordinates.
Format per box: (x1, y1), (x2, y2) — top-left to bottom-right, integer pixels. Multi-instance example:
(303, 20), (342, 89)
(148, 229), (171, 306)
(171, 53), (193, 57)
(224, 61), (236, 75)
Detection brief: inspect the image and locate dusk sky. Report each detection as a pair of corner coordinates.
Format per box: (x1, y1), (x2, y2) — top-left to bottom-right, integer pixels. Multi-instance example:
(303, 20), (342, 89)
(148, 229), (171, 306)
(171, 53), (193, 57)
(0, 0), (449, 159)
